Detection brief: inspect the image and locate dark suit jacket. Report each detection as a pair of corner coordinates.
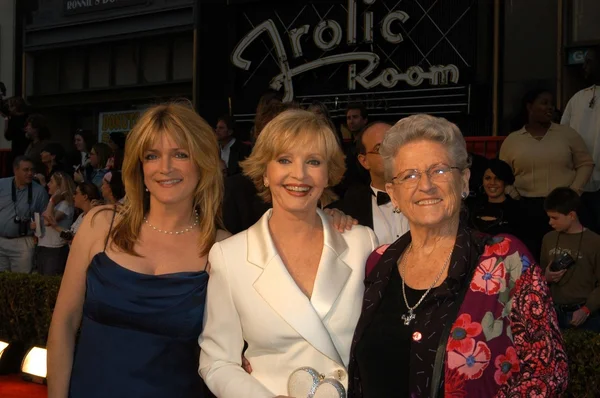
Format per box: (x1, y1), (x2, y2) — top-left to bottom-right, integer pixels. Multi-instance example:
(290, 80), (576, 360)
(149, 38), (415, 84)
(222, 173), (271, 234)
(328, 184), (374, 229)
(226, 139), (252, 176)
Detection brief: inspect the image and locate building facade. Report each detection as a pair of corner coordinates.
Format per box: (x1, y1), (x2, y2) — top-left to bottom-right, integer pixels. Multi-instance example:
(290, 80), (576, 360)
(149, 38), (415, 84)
(15, 0), (599, 144)
(22, 0), (194, 145)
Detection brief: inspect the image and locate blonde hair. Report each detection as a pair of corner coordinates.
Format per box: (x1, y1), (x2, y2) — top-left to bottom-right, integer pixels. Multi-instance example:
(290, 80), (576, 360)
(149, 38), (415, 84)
(108, 103), (223, 256)
(241, 109), (345, 207)
(50, 172), (76, 207)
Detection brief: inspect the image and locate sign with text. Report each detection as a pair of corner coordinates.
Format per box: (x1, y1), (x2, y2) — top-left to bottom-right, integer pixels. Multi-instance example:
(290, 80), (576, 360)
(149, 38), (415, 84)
(64, 0), (148, 16)
(98, 109), (144, 143)
(229, 0), (477, 120)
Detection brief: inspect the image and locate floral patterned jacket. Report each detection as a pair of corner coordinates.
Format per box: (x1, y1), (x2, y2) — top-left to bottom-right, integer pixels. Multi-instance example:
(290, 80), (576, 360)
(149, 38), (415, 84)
(348, 231), (568, 397)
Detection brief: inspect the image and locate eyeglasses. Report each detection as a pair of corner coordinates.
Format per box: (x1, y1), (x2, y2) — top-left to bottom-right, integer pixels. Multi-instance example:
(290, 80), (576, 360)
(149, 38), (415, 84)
(366, 144), (381, 155)
(391, 163), (462, 187)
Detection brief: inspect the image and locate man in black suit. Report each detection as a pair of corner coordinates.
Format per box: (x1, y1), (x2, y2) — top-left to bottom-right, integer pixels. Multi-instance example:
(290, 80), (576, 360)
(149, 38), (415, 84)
(330, 122), (410, 244)
(216, 115), (252, 176)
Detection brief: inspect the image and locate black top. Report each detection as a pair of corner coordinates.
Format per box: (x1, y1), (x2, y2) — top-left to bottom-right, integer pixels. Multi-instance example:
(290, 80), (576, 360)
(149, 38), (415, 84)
(467, 196), (524, 239)
(354, 266), (414, 398)
(349, 227), (482, 398)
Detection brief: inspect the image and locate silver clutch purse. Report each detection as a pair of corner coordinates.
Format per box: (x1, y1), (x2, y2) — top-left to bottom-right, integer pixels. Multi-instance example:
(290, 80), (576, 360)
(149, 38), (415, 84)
(288, 367), (346, 398)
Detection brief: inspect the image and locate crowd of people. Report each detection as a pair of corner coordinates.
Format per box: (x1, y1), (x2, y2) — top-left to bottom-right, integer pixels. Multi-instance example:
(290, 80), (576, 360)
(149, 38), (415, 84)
(0, 46), (597, 398)
(0, 105), (127, 275)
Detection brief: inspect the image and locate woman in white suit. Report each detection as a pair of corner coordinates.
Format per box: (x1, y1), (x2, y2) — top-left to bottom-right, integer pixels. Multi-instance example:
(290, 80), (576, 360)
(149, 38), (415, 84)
(199, 109), (378, 397)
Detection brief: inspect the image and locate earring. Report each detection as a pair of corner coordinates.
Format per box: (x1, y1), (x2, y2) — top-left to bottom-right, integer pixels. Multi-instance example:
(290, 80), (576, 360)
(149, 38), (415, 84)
(264, 181), (269, 188)
(393, 207), (400, 214)
(145, 187), (149, 192)
(461, 192), (468, 199)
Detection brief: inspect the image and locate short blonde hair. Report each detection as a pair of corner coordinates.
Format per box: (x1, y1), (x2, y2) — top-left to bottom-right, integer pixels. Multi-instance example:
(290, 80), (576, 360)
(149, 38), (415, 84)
(108, 103), (223, 256)
(381, 114), (471, 182)
(241, 109), (345, 206)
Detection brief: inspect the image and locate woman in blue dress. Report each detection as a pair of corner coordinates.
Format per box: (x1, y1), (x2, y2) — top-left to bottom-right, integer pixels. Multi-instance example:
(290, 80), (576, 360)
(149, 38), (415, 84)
(46, 103), (229, 398)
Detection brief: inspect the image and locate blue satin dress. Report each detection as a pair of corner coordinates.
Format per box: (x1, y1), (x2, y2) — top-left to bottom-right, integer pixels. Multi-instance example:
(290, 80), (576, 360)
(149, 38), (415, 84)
(69, 252), (208, 398)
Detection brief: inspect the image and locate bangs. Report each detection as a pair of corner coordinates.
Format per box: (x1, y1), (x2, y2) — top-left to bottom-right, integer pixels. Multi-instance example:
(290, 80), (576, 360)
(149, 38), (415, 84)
(273, 124), (331, 160)
(137, 124), (192, 160)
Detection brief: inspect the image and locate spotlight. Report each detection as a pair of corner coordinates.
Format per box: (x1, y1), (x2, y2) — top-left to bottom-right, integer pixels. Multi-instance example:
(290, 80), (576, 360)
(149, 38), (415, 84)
(21, 346), (47, 384)
(0, 341), (7, 356)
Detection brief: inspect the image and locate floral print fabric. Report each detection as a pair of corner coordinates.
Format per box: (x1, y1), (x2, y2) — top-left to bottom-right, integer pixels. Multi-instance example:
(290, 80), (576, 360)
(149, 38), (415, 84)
(444, 235), (568, 397)
(349, 231), (568, 398)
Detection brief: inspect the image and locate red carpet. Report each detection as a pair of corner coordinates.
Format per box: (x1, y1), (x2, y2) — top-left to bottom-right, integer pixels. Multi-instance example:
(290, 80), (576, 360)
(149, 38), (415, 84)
(0, 374), (47, 398)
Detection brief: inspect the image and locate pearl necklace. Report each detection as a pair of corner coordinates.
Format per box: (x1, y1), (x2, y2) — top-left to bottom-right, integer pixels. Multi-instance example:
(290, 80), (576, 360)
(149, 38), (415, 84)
(144, 210), (199, 235)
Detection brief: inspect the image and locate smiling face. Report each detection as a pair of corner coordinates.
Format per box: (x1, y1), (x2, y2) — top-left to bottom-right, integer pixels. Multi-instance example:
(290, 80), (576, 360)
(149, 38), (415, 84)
(142, 133), (199, 207)
(264, 143), (329, 216)
(385, 140), (469, 228)
(527, 91), (554, 125)
(483, 168), (506, 201)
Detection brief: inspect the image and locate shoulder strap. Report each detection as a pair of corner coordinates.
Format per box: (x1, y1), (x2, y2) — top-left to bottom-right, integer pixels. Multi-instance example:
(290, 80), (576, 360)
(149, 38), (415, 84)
(104, 205), (118, 251)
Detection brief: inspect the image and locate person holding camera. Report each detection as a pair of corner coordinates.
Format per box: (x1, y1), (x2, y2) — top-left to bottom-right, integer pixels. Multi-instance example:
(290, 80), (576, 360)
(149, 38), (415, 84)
(53, 182), (102, 244)
(0, 156), (48, 273)
(31, 171), (76, 275)
(541, 187), (600, 332)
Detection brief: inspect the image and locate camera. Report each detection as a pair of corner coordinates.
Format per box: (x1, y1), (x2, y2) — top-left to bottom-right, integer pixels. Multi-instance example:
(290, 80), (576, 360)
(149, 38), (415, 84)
(550, 251), (576, 272)
(14, 216), (30, 237)
(60, 230), (74, 241)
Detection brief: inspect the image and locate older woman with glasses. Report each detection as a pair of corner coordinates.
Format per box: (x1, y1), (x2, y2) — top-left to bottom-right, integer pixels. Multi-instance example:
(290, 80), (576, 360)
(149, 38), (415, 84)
(347, 114), (568, 397)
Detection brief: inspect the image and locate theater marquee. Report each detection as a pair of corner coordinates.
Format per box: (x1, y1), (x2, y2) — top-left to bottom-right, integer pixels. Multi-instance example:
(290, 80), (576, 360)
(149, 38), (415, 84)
(229, 0), (476, 120)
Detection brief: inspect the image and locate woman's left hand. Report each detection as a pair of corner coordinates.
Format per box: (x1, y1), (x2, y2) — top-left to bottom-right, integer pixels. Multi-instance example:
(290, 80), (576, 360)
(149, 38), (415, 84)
(324, 208), (358, 232)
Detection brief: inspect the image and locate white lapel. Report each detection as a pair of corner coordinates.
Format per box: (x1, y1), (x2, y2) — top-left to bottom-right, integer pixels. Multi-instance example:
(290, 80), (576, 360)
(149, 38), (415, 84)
(310, 210), (351, 320)
(249, 209), (347, 366)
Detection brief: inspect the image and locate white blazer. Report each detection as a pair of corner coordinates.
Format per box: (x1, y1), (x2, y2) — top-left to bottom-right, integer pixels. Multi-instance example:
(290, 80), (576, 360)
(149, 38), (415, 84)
(199, 209), (378, 397)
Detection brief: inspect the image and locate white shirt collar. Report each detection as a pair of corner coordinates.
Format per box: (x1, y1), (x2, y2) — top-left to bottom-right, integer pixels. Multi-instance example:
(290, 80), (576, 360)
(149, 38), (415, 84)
(221, 138), (236, 152)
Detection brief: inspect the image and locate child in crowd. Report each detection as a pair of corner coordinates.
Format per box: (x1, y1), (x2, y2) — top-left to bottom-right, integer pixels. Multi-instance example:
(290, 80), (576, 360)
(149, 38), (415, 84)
(541, 187), (600, 332)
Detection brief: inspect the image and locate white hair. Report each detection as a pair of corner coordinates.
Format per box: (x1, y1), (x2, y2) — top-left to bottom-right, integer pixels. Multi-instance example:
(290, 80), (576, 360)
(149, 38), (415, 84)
(380, 114), (471, 182)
